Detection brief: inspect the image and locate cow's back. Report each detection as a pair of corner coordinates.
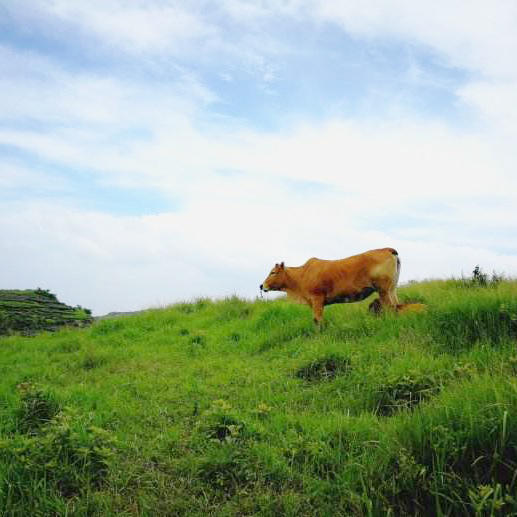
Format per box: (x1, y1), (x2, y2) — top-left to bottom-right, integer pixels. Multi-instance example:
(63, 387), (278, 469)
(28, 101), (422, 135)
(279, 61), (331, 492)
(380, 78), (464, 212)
(300, 248), (398, 297)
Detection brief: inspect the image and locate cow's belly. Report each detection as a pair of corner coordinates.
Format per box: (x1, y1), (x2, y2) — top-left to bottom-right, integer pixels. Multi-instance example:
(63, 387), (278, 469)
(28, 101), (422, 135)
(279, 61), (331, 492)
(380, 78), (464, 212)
(326, 286), (376, 305)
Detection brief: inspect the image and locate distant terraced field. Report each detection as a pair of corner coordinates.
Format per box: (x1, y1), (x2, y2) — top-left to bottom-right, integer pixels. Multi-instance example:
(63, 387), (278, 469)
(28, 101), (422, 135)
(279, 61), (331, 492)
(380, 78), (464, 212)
(0, 289), (92, 335)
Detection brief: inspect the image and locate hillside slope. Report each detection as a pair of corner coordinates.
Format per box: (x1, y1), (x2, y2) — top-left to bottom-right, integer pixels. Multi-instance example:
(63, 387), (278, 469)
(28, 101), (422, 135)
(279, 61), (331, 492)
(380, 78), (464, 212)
(0, 289), (92, 335)
(1, 279), (517, 515)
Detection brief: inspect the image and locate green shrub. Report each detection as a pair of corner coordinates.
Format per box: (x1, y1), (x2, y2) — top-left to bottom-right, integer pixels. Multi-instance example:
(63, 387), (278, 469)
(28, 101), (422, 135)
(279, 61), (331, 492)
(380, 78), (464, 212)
(15, 382), (60, 435)
(0, 408), (117, 512)
(453, 265), (506, 289)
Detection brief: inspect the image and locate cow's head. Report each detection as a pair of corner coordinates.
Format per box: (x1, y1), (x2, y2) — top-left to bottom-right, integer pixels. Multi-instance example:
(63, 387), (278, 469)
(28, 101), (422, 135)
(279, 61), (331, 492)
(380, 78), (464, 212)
(260, 262), (287, 292)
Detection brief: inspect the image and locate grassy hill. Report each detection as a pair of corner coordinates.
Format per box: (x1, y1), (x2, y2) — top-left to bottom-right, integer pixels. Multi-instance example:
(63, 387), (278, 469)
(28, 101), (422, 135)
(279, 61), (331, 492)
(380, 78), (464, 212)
(0, 289), (92, 336)
(1, 277), (517, 515)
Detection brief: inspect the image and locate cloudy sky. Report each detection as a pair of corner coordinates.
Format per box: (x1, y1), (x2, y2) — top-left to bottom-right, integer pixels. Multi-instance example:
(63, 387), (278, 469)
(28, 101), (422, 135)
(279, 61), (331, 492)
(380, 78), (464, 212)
(1, 1), (517, 315)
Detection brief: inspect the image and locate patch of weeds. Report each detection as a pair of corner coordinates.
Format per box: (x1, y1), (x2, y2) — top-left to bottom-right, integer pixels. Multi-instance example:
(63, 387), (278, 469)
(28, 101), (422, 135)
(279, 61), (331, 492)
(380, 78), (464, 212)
(377, 448), (430, 515)
(197, 445), (259, 496)
(121, 327), (141, 340)
(15, 382), (60, 435)
(175, 298), (210, 315)
(295, 354), (351, 382)
(329, 318), (377, 341)
(189, 335), (207, 355)
(175, 303), (195, 314)
(431, 301), (517, 351)
(199, 400), (247, 444)
(254, 304), (304, 330)
(375, 421), (517, 516)
(90, 319), (124, 336)
(451, 362), (475, 379)
(217, 297), (253, 322)
(190, 335), (206, 346)
(194, 298), (210, 311)
(375, 374), (440, 416)
(468, 483), (512, 515)
(454, 265), (506, 289)
(228, 332), (241, 343)
(81, 353), (107, 370)
(1, 408), (117, 502)
(283, 432), (338, 478)
(179, 327), (189, 336)
(256, 316), (315, 353)
(53, 340), (82, 354)
(405, 421), (517, 514)
(253, 403), (273, 419)
(508, 356), (517, 375)
(398, 293), (427, 304)
(498, 303), (517, 333)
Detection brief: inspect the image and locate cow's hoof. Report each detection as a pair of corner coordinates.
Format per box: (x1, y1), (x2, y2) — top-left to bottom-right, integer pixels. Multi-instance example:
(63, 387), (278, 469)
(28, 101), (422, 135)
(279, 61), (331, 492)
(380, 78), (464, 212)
(368, 299), (383, 315)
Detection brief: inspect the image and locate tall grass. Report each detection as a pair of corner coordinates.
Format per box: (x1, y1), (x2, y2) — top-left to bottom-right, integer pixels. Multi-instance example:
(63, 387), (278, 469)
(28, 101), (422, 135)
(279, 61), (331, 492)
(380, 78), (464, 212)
(1, 279), (517, 515)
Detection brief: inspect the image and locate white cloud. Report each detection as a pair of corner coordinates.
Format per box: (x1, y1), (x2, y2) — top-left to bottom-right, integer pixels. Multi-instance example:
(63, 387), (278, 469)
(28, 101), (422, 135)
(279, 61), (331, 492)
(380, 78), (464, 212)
(2, 1), (517, 314)
(0, 160), (65, 190)
(7, 0), (216, 55)
(2, 114), (510, 205)
(308, 0), (517, 80)
(459, 80), (517, 137)
(0, 45), (214, 126)
(305, 0), (517, 146)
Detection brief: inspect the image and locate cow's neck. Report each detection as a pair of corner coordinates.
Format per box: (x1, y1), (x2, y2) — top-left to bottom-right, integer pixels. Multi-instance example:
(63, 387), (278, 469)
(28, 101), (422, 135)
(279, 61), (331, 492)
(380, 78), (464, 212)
(282, 266), (314, 306)
(283, 267), (301, 295)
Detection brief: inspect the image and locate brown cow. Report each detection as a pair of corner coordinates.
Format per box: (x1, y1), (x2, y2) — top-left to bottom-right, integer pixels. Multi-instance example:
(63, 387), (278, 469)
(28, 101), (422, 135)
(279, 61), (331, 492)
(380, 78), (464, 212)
(260, 247), (401, 324)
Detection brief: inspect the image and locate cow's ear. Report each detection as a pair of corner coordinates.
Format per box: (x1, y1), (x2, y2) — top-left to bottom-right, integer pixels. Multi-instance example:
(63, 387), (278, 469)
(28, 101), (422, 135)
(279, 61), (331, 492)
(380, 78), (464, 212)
(280, 262), (285, 269)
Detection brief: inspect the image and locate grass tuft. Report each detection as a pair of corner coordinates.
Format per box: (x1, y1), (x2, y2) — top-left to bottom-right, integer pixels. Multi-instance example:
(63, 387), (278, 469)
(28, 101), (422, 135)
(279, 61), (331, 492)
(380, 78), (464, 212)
(295, 354), (351, 382)
(14, 382), (61, 434)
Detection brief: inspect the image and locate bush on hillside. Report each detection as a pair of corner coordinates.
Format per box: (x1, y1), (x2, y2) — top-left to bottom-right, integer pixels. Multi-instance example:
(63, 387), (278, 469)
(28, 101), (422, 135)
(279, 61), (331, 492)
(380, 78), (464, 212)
(454, 265), (505, 289)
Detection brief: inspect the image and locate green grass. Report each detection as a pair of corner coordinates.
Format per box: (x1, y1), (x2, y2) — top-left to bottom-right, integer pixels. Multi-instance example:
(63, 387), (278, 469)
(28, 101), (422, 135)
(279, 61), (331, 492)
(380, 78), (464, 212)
(1, 280), (517, 515)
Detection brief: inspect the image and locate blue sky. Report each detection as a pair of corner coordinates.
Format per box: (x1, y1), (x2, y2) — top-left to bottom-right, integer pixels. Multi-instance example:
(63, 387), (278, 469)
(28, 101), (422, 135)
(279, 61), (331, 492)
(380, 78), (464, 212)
(1, 1), (517, 314)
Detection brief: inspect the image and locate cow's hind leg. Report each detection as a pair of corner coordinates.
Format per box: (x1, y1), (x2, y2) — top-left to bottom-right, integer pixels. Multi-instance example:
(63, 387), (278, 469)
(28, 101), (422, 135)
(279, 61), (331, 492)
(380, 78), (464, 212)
(378, 289), (398, 311)
(368, 298), (382, 315)
(374, 271), (399, 311)
(310, 296), (325, 326)
(388, 287), (399, 306)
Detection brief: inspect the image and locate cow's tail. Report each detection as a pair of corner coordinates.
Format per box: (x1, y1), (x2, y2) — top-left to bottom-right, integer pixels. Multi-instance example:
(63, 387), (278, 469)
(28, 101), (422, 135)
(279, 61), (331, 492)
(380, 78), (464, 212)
(391, 248), (401, 286)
